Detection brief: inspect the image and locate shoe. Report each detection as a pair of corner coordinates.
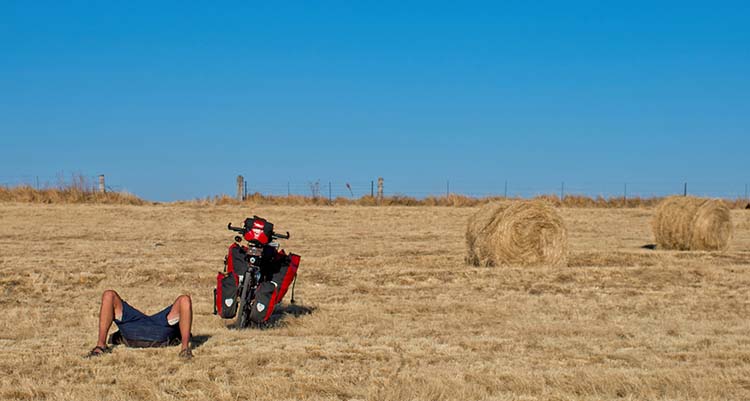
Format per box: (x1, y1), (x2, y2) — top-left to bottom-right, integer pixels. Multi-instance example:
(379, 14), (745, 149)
(178, 348), (193, 360)
(85, 345), (111, 359)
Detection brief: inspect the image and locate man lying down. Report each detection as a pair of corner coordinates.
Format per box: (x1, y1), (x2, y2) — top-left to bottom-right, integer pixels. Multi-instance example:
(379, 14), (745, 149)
(86, 289), (193, 359)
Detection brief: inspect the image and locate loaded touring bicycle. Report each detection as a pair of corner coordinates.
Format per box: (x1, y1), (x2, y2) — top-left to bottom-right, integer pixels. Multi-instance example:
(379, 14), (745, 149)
(214, 216), (300, 328)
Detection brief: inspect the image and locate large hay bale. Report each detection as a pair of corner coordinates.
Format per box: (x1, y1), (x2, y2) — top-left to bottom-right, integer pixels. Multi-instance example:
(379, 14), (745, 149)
(652, 196), (732, 251)
(465, 202), (510, 266)
(466, 200), (568, 267)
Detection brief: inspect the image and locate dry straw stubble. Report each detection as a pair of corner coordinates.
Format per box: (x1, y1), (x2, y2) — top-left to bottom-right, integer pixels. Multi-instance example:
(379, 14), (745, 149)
(466, 200), (569, 267)
(2, 204), (750, 400)
(653, 196), (733, 251)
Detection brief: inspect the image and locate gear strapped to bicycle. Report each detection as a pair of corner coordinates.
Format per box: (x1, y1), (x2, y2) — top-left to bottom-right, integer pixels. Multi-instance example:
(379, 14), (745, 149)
(213, 216), (301, 328)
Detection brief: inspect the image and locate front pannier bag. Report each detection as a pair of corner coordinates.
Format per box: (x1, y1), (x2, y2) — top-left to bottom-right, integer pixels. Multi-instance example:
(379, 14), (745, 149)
(249, 281), (278, 323)
(214, 272), (239, 319)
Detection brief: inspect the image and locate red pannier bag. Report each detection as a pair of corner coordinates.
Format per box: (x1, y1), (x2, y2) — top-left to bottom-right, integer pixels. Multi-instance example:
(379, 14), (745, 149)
(214, 242), (250, 319)
(272, 253), (300, 304)
(214, 272), (239, 319)
(248, 252), (301, 324)
(249, 281), (278, 323)
(226, 242), (249, 277)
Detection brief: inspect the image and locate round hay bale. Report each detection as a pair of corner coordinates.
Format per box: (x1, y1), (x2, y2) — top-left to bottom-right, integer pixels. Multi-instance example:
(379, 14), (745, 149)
(652, 196), (732, 251)
(465, 200), (568, 267)
(465, 202), (511, 266)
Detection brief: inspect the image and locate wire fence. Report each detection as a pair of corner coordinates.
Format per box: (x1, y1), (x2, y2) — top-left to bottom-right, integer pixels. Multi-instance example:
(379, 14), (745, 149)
(0, 174), (124, 193)
(2, 174), (748, 202)
(239, 179), (750, 201)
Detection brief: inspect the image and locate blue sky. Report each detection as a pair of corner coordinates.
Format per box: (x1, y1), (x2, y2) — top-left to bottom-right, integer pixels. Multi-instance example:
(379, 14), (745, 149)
(1, 1), (748, 201)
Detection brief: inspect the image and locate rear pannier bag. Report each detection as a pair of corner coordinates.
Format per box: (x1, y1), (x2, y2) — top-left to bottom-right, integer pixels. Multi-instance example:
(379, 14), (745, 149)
(226, 243), (249, 277)
(242, 216), (274, 245)
(214, 272), (239, 319)
(272, 253), (300, 304)
(249, 281), (278, 323)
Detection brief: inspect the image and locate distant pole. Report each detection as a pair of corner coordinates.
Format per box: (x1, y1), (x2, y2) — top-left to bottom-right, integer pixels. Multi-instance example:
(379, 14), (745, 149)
(288, 182), (291, 197)
(328, 181), (332, 202)
(377, 177), (384, 201)
(504, 180), (508, 198)
(243, 179), (247, 200)
(683, 182), (687, 196)
(98, 175), (106, 193)
(446, 180), (450, 197)
(745, 183), (748, 201)
(371, 181), (374, 197)
(236, 175), (244, 201)
(560, 182), (565, 201)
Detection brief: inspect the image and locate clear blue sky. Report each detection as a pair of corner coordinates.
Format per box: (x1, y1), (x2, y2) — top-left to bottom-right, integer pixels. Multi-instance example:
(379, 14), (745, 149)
(1, 1), (748, 201)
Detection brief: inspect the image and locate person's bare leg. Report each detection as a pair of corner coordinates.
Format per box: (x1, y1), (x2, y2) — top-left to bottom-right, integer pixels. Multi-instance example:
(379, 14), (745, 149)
(166, 294), (192, 352)
(96, 289), (123, 349)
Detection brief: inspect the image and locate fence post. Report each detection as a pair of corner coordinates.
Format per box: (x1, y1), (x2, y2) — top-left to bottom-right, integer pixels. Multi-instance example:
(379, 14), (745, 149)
(243, 179), (248, 200)
(371, 181), (374, 197)
(683, 182), (687, 196)
(377, 177), (384, 201)
(288, 182), (291, 197)
(98, 175), (106, 193)
(560, 182), (565, 201)
(236, 175), (244, 201)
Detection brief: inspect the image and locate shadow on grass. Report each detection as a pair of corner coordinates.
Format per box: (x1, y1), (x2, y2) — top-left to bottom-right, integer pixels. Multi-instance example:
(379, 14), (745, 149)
(274, 303), (316, 318)
(191, 334), (211, 349)
(227, 303), (316, 330)
(641, 244), (657, 250)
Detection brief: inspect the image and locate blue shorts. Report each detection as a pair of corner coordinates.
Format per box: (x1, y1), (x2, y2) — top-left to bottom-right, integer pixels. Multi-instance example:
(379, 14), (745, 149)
(114, 301), (180, 343)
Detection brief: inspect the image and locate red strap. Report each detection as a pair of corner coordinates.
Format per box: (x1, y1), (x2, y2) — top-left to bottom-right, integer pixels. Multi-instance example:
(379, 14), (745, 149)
(215, 272), (224, 314)
(227, 243), (237, 274)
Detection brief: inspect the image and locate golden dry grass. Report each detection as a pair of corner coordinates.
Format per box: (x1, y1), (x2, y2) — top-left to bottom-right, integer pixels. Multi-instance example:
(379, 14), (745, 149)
(0, 185), (145, 205)
(1, 203), (750, 400)
(3, 183), (750, 209)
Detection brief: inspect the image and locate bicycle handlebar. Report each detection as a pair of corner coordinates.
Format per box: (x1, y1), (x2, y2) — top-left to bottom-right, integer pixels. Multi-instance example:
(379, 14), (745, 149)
(227, 223), (291, 240)
(227, 223), (244, 233)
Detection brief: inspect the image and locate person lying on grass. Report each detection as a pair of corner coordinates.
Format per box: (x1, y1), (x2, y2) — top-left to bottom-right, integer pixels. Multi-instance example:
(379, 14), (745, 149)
(86, 289), (193, 359)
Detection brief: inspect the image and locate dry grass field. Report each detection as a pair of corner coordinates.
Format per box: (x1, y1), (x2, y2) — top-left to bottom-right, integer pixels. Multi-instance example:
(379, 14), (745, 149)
(1, 203), (749, 401)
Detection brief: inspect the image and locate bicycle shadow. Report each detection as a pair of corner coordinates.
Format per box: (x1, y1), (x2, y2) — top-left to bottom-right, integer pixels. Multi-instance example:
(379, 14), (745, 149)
(228, 303), (316, 330)
(274, 303), (315, 317)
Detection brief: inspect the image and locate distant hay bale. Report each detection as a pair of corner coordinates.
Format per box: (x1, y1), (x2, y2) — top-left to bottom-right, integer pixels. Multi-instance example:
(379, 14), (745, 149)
(652, 196), (732, 251)
(466, 200), (568, 267)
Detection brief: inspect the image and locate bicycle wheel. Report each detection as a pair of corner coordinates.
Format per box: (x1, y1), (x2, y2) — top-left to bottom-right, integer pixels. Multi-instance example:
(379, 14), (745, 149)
(237, 272), (254, 328)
